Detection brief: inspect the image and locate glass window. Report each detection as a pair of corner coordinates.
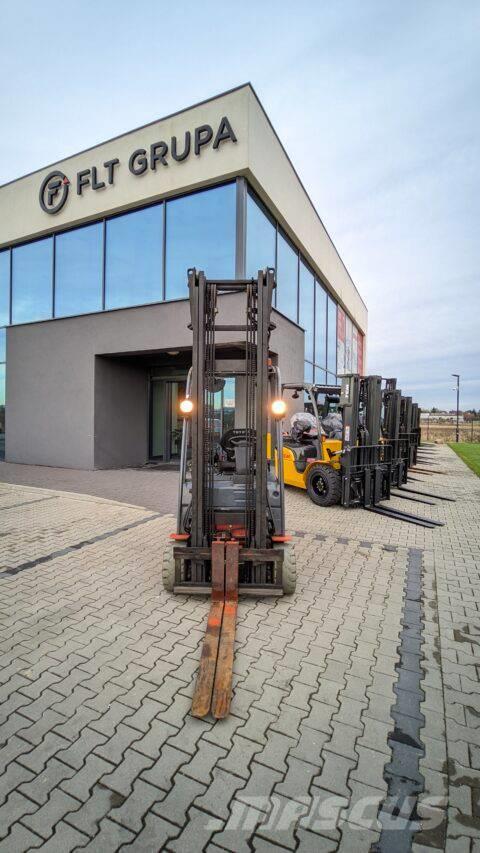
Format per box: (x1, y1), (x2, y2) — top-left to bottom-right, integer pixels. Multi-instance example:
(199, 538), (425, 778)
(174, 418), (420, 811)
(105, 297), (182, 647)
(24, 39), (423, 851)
(345, 315), (353, 372)
(327, 296), (337, 375)
(315, 366), (327, 384)
(0, 251), (10, 326)
(0, 328), (5, 362)
(337, 307), (346, 375)
(0, 363), (5, 460)
(246, 192), (276, 279)
(276, 231), (298, 321)
(55, 223), (103, 317)
(12, 238), (53, 324)
(299, 261), (314, 362)
(327, 371), (337, 385)
(166, 184), (236, 300)
(106, 205), (163, 310)
(304, 361), (314, 383)
(222, 378), (236, 432)
(315, 281), (327, 368)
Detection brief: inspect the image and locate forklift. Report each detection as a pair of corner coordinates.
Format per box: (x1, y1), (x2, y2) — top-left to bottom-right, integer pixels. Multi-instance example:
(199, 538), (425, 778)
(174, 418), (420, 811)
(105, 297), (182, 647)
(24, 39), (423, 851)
(163, 268), (295, 719)
(282, 375), (445, 528)
(281, 382), (343, 506)
(381, 378), (455, 506)
(381, 378), (408, 487)
(282, 376), (391, 509)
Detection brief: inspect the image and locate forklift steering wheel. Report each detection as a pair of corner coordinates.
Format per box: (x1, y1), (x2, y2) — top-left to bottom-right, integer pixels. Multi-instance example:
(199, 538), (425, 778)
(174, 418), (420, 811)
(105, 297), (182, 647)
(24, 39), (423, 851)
(220, 429), (255, 453)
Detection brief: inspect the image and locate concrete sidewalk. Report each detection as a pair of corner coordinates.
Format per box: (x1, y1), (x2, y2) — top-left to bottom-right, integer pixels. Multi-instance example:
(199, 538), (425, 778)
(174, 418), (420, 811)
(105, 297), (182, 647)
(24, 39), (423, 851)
(0, 445), (478, 851)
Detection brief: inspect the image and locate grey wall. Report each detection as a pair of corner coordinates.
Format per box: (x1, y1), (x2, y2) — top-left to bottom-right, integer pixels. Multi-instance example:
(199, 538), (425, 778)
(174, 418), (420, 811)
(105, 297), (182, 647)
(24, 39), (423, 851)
(94, 357), (148, 469)
(5, 294), (304, 469)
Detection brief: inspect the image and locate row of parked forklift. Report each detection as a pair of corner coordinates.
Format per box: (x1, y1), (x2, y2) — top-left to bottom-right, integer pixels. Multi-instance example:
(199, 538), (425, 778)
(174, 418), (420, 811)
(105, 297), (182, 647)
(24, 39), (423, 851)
(163, 269), (449, 719)
(281, 375), (439, 527)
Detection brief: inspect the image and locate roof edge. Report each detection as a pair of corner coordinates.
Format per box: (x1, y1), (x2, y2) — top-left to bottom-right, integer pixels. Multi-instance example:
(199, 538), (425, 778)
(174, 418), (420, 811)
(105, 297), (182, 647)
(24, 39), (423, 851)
(0, 82), (254, 190)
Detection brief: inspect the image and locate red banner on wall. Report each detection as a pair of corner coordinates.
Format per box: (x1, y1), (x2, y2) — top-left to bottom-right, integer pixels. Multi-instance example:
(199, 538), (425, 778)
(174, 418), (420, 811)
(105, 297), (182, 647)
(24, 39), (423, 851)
(352, 326), (358, 373)
(357, 332), (364, 376)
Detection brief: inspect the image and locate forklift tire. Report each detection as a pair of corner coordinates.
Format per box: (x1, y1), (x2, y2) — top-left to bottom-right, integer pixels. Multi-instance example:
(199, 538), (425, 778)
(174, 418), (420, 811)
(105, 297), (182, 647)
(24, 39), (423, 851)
(162, 540), (185, 592)
(306, 465), (342, 507)
(279, 542), (297, 595)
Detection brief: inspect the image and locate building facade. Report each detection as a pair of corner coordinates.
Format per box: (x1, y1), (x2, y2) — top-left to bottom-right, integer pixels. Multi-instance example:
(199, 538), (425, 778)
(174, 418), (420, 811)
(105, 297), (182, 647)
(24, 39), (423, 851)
(0, 84), (367, 468)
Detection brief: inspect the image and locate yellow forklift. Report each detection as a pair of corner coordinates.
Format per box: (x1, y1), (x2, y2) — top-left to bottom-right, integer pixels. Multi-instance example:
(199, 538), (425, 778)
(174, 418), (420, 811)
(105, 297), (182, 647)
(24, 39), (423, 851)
(282, 383), (343, 506)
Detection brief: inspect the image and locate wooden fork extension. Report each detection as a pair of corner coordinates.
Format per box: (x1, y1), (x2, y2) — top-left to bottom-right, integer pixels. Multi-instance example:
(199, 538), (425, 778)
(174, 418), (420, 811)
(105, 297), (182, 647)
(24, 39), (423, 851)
(191, 540), (239, 719)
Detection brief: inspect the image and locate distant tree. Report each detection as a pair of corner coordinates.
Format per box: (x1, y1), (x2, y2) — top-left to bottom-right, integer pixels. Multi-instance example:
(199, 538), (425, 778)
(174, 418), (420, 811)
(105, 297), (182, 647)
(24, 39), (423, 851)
(431, 406), (438, 413)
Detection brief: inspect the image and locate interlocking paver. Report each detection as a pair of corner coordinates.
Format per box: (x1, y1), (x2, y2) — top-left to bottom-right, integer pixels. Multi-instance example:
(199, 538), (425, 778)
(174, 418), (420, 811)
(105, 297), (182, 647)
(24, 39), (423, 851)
(54, 726), (108, 770)
(18, 757), (75, 806)
(194, 767), (245, 820)
(22, 789), (80, 840)
(0, 791), (38, 840)
(0, 822), (43, 852)
(73, 816), (135, 850)
(0, 445), (478, 850)
(117, 810), (178, 851)
(60, 754), (114, 802)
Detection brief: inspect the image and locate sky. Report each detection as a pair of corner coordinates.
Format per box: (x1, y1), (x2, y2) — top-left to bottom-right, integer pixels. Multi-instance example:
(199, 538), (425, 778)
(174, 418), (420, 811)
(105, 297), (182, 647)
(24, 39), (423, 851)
(0, 0), (478, 409)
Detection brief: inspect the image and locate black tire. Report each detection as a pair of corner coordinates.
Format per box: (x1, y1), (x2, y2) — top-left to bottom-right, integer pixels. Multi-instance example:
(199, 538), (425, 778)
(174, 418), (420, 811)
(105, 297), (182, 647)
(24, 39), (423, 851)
(162, 540), (186, 592)
(279, 542), (297, 595)
(306, 465), (342, 507)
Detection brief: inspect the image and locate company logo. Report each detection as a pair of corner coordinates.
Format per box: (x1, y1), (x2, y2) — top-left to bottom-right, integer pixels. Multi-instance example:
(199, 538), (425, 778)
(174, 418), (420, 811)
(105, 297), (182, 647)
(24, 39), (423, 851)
(39, 170), (70, 214)
(38, 115), (237, 212)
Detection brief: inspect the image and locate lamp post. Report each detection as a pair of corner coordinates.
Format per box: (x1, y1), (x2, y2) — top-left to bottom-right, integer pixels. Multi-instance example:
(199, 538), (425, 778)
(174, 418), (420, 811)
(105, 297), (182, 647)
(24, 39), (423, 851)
(452, 374), (460, 443)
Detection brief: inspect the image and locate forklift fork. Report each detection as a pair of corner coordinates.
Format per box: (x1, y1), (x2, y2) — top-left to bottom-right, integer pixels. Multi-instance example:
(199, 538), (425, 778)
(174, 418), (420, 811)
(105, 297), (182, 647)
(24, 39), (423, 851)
(192, 540), (239, 719)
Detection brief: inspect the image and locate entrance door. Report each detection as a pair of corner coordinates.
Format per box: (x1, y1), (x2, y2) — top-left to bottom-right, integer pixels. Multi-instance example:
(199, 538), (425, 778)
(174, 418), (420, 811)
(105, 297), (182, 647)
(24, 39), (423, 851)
(150, 379), (187, 461)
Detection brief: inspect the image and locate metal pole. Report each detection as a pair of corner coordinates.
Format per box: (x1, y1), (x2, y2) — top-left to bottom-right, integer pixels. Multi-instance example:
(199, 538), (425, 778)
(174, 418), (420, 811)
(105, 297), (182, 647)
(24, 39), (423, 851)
(452, 374), (460, 443)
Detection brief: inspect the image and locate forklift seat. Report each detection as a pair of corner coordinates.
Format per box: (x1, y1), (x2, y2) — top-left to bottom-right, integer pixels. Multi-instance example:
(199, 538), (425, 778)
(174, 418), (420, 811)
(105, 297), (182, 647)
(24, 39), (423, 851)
(283, 437), (318, 473)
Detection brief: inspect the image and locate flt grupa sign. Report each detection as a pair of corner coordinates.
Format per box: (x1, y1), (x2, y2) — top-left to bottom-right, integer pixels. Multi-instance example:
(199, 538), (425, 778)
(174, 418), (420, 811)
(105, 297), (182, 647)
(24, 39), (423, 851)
(39, 116), (237, 215)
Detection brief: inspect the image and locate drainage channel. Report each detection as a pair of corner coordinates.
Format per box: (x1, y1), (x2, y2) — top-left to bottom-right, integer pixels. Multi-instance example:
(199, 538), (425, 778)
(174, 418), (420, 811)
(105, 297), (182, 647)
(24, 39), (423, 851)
(373, 547), (426, 852)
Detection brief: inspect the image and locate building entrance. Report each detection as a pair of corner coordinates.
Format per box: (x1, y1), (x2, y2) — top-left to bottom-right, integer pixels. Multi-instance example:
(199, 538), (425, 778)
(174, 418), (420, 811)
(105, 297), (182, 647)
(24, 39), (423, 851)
(149, 374), (237, 462)
(149, 378), (187, 461)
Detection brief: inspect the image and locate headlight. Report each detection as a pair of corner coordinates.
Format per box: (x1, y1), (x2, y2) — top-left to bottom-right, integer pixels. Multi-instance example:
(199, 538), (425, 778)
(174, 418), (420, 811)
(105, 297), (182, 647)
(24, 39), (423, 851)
(271, 399), (287, 418)
(180, 398), (194, 415)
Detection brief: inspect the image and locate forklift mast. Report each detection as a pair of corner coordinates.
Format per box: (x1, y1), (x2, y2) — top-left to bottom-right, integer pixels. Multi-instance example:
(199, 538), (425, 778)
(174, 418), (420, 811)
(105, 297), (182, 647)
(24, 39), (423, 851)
(381, 380), (405, 486)
(187, 267), (278, 552)
(339, 375), (391, 507)
(340, 375), (383, 447)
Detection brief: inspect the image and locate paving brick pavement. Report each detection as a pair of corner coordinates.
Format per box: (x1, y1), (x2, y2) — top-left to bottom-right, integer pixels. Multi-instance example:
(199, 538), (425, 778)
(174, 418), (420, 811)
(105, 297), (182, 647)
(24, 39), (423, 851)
(0, 444), (478, 851)
(0, 462), (178, 515)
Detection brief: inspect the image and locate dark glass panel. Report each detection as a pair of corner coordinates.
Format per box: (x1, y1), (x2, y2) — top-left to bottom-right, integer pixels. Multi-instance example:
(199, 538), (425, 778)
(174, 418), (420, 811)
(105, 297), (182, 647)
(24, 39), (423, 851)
(12, 238), (53, 324)
(276, 230), (298, 321)
(315, 280), (327, 369)
(106, 205), (163, 309)
(304, 361), (314, 383)
(246, 192), (276, 279)
(55, 223), (103, 317)
(0, 251), (10, 326)
(0, 363), (4, 460)
(299, 260), (314, 362)
(327, 295), (337, 375)
(165, 184), (235, 300)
